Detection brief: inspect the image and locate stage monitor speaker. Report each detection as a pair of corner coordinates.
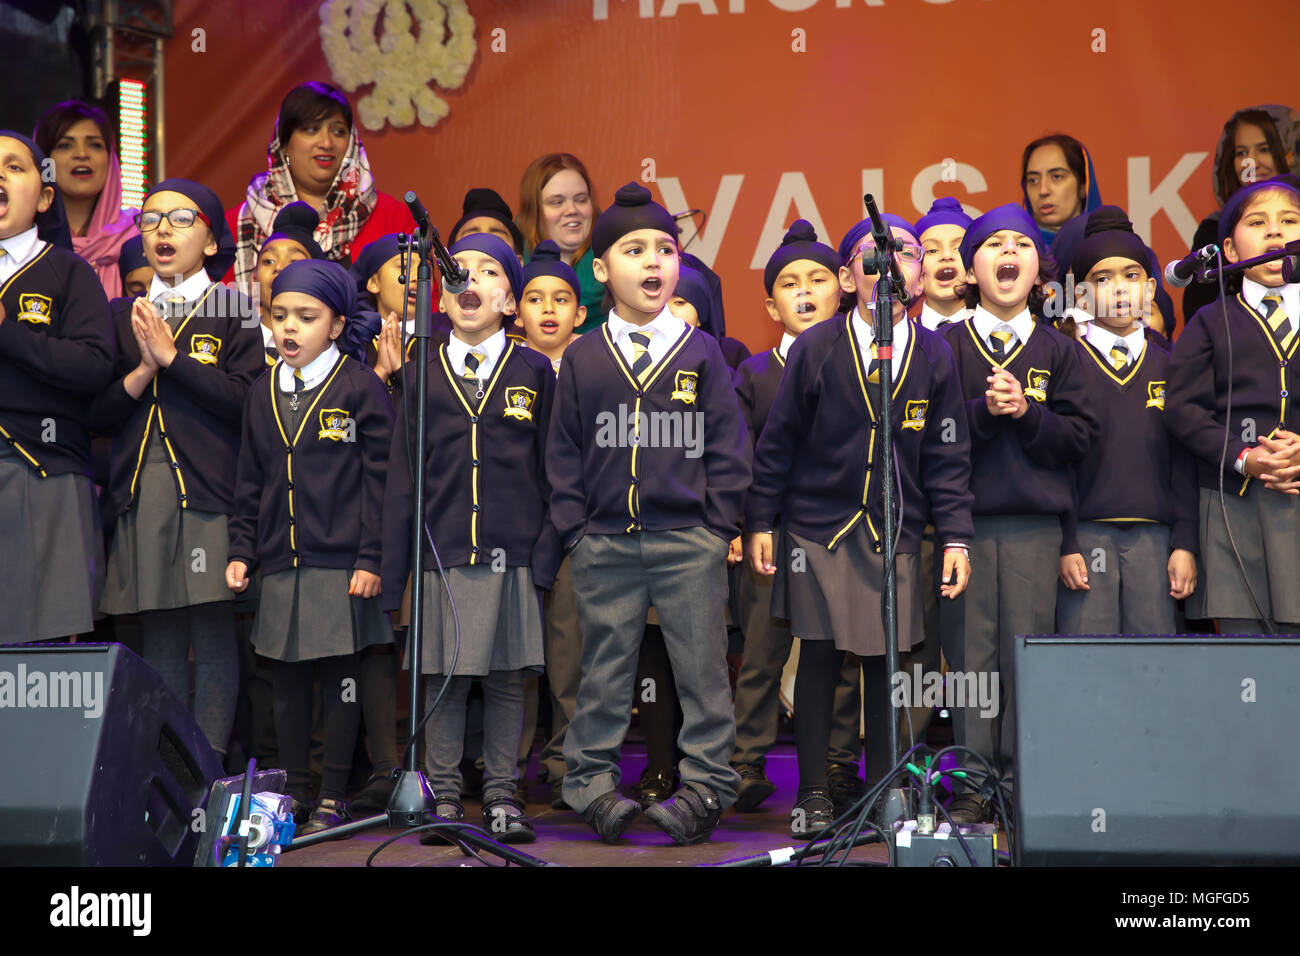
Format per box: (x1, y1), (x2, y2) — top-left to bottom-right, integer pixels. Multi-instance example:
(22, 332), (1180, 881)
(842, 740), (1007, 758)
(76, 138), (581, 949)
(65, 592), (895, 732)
(1014, 635), (1300, 865)
(0, 643), (224, 866)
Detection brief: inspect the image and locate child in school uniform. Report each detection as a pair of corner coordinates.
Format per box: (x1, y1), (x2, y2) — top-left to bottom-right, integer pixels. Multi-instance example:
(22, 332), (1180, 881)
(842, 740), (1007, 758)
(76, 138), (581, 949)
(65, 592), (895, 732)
(729, 220), (862, 813)
(1057, 207), (1198, 633)
(917, 197), (975, 331)
(253, 202), (326, 368)
(118, 235), (152, 299)
(382, 232), (557, 842)
(1167, 175), (1300, 632)
(0, 130), (115, 643)
(226, 259), (390, 833)
(549, 183), (751, 845)
(938, 204), (1099, 821)
(669, 264), (752, 371)
(353, 233), (450, 388)
(90, 178), (263, 756)
(746, 213), (975, 836)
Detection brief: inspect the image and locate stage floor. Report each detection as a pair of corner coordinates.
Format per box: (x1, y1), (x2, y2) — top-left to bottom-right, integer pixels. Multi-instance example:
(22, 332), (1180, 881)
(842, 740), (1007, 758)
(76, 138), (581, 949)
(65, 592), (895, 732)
(279, 744), (894, 867)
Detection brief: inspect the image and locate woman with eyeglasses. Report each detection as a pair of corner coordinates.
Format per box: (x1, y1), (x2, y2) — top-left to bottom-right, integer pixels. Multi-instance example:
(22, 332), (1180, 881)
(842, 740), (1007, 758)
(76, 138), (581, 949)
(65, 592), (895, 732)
(90, 178), (264, 759)
(224, 82), (416, 298)
(33, 100), (140, 300)
(745, 213), (974, 837)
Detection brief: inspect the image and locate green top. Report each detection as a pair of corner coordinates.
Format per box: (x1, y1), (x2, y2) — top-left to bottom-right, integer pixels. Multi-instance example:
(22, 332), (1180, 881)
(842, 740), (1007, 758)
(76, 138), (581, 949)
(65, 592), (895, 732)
(523, 244), (609, 335)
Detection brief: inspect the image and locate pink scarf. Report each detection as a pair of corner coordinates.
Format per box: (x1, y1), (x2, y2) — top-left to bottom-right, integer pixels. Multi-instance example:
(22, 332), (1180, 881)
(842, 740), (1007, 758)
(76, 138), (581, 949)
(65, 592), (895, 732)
(70, 152), (138, 299)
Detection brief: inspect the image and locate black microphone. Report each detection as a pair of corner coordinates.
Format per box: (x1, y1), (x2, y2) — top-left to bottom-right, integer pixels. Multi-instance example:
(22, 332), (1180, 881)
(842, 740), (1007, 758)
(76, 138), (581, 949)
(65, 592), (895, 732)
(404, 190), (470, 293)
(403, 190), (431, 235)
(1164, 244), (1218, 288)
(863, 193), (911, 305)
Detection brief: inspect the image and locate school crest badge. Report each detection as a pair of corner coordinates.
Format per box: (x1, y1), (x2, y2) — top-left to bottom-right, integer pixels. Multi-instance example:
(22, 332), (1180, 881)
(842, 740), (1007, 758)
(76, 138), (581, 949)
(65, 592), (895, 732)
(671, 370), (699, 405)
(503, 386), (537, 422)
(16, 293), (52, 325)
(188, 334), (221, 365)
(1146, 380), (1166, 410)
(1024, 368), (1051, 403)
(318, 408), (351, 442)
(902, 399), (928, 431)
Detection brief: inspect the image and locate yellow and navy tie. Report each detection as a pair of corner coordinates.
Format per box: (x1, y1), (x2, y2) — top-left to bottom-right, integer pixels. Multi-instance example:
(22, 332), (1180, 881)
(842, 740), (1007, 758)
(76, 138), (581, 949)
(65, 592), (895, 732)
(289, 368), (305, 411)
(463, 348), (485, 380)
(988, 326), (1016, 364)
(630, 330), (653, 380)
(867, 341), (880, 384)
(1262, 293), (1295, 353)
(1109, 340), (1131, 372)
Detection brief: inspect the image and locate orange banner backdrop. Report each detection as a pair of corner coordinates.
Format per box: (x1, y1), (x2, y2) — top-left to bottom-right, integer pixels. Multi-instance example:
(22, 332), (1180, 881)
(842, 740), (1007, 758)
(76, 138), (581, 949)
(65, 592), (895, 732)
(165, 0), (1296, 350)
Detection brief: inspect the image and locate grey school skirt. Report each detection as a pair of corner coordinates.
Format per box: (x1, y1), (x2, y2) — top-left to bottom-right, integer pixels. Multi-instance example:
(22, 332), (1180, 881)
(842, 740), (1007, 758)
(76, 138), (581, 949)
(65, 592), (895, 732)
(100, 432), (233, 615)
(252, 567), (394, 662)
(772, 522), (922, 657)
(407, 565), (544, 676)
(0, 443), (103, 642)
(1194, 486), (1300, 623)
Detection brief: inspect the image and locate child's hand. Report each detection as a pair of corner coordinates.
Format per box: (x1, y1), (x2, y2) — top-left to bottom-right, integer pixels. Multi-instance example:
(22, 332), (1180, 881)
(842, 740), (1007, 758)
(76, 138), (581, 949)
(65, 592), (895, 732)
(373, 311), (403, 382)
(745, 531), (775, 576)
(132, 297), (178, 368)
(349, 569), (381, 599)
(1059, 553), (1089, 590)
(727, 535), (744, 566)
(985, 368), (1028, 418)
(939, 548), (970, 599)
(1167, 548), (1197, 600)
(226, 560), (250, 593)
(130, 298), (160, 372)
(1256, 432), (1300, 493)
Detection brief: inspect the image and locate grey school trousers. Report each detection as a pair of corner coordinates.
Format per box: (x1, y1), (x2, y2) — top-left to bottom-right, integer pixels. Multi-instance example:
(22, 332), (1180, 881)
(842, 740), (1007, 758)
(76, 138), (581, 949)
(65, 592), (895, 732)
(563, 528), (740, 812)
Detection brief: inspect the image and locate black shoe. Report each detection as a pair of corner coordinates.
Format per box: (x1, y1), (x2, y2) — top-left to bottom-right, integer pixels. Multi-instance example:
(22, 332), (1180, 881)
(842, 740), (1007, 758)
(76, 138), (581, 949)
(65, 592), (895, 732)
(946, 793), (992, 825)
(482, 793), (536, 844)
(825, 763), (867, 818)
(549, 780), (572, 811)
(643, 786), (723, 846)
(419, 797), (466, 845)
(790, 788), (834, 841)
(732, 763), (778, 812)
(296, 798), (352, 838)
(634, 768), (677, 809)
(289, 798), (313, 826)
(582, 791), (641, 844)
(350, 768), (399, 814)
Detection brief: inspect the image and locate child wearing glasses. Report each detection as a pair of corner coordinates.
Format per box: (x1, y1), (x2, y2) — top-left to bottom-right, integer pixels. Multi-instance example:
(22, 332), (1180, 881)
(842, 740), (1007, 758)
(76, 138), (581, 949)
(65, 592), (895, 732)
(91, 179), (263, 758)
(745, 213), (974, 837)
(0, 131), (115, 643)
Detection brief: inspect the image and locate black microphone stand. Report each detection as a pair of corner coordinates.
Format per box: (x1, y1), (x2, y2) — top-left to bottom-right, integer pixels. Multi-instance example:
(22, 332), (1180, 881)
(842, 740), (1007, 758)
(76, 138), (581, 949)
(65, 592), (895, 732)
(859, 194), (912, 824)
(1198, 237), (1300, 285)
(286, 195), (551, 866)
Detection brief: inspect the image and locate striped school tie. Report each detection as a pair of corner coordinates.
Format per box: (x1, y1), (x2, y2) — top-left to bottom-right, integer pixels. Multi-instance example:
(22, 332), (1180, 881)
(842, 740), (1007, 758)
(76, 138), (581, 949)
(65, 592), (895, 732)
(988, 326), (1016, 364)
(1109, 340), (1131, 372)
(463, 348), (485, 381)
(1261, 294), (1296, 353)
(290, 368), (305, 412)
(866, 341), (880, 384)
(629, 330), (653, 381)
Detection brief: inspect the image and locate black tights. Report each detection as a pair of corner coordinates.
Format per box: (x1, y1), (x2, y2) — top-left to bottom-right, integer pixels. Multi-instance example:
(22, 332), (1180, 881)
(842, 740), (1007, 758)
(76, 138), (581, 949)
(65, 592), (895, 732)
(274, 654), (362, 803)
(794, 641), (893, 791)
(636, 625), (683, 772)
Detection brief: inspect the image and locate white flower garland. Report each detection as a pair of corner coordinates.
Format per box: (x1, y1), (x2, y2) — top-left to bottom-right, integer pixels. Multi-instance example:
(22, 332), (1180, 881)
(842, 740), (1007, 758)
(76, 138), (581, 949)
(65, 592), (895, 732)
(319, 0), (477, 131)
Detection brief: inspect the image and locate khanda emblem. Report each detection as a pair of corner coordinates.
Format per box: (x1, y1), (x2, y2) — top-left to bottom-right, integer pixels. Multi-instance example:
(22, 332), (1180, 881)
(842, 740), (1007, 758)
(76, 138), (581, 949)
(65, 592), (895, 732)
(189, 334), (221, 365)
(671, 370), (699, 405)
(1024, 368), (1050, 403)
(318, 408), (352, 442)
(902, 399), (928, 430)
(503, 386), (536, 422)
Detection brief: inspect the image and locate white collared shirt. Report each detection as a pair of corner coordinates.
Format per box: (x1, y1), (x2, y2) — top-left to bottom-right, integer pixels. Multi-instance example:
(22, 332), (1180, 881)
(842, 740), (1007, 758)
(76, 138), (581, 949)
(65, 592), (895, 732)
(605, 306), (687, 371)
(149, 269), (212, 311)
(850, 305), (910, 365)
(261, 323), (275, 350)
(970, 305), (1034, 352)
(1085, 322), (1145, 364)
(447, 327), (507, 382)
(278, 343), (340, 393)
(0, 226), (43, 283)
(919, 302), (973, 332)
(1243, 277), (1299, 335)
(777, 331), (796, 361)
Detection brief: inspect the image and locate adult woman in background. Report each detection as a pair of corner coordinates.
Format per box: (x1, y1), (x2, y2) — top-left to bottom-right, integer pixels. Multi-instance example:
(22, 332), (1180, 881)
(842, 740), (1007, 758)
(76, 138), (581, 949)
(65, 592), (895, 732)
(33, 100), (138, 299)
